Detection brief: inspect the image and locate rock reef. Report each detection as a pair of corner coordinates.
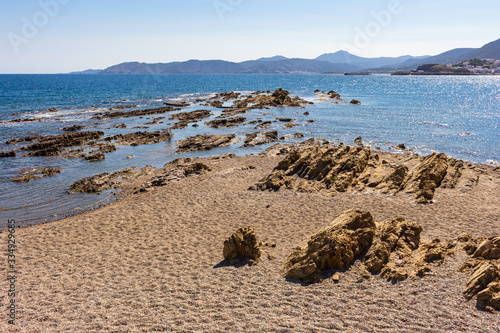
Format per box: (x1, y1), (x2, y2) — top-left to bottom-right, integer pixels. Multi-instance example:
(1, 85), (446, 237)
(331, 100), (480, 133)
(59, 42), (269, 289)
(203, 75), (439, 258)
(176, 134), (237, 153)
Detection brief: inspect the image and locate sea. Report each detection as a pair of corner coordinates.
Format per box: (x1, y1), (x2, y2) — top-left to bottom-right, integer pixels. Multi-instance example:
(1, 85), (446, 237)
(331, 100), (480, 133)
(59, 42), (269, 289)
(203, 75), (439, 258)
(0, 74), (499, 229)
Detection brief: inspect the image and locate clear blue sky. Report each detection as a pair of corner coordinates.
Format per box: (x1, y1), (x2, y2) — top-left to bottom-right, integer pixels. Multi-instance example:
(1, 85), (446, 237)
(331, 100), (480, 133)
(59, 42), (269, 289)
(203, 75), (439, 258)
(1, 0), (499, 73)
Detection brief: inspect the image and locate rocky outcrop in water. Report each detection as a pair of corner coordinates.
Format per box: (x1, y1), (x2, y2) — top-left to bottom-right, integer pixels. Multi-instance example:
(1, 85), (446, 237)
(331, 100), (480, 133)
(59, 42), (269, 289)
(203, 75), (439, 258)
(69, 167), (155, 193)
(205, 117), (246, 128)
(10, 131), (105, 156)
(176, 134), (237, 153)
(169, 109), (212, 129)
(62, 125), (85, 131)
(12, 166), (62, 182)
(0, 151), (16, 158)
(106, 130), (172, 146)
(243, 131), (279, 147)
(95, 106), (177, 119)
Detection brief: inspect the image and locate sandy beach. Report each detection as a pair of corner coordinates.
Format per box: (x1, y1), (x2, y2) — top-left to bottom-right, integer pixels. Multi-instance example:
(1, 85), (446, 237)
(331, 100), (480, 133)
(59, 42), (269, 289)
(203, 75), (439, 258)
(1, 147), (499, 332)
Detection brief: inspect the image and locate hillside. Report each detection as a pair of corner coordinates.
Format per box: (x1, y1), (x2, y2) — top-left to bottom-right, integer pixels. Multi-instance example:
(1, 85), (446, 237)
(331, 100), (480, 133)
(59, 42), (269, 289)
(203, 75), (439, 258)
(71, 37), (500, 74)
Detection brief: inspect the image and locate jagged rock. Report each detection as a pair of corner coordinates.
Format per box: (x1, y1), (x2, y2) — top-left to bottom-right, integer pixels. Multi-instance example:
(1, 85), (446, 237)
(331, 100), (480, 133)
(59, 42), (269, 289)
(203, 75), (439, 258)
(477, 281), (500, 312)
(255, 121), (272, 129)
(0, 151), (16, 158)
(282, 209), (375, 283)
(145, 116), (165, 125)
(254, 145), (370, 193)
(243, 131), (279, 147)
(70, 167), (154, 193)
(12, 166), (62, 182)
(350, 99), (361, 105)
(107, 130), (172, 146)
(464, 262), (499, 299)
(98, 143), (117, 153)
(364, 218), (422, 273)
(328, 91), (341, 99)
(141, 162), (211, 189)
(404, 153), (449, 203)
(164, 101), (190, 107)
(84, 152), (105, 162)
(474, 237), (500, 259)
(291, 133), (304, 139)
(23, 131), (105, 156)
(113, 123), (127, 129)
(223, 226), (261, 263)
(276, 118), (295, 123)
(170, 109), (211, 122)
(96, 106), (175, 119)
(62, 125), (84, 131)
(176, 134), (237, 153)
(205, 116), (246, 128)
(413, 239), (452, 276)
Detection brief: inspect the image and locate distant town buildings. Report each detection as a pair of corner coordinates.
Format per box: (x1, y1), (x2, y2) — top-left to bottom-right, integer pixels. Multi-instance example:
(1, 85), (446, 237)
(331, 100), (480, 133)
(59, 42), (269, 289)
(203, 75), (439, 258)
(452, 59), (500, 75)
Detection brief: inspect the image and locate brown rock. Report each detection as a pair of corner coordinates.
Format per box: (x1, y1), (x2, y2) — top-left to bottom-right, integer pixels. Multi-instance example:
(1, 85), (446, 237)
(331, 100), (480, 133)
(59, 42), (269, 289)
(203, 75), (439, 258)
(254, 145), (370, 193)
(404, 152), (449, 203)
(464, 262), (499, 299)
(62, 125), (85, 131)
(282, 209), (375, 283)
(84, 152), (105, 162)
(243, 131), (279, 147)
(23, 131), (105, 156)
(223, 226), (261, 263)
(205, 117), (246, 128)
(107, 130), (172, 146)
(176, 134), (237, 153)
(364, 218), (422, 273)
(350, 99), (361, 105)
(477, 281), (500, 312)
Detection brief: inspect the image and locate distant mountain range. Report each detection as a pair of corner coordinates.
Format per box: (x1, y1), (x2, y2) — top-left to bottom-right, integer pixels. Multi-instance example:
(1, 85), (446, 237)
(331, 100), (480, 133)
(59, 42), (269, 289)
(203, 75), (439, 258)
(70, 38), (500, 75)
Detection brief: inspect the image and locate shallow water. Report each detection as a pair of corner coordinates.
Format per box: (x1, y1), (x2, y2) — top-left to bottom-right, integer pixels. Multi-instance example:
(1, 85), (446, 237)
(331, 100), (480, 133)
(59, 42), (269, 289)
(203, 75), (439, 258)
(0, 74), (499, 228)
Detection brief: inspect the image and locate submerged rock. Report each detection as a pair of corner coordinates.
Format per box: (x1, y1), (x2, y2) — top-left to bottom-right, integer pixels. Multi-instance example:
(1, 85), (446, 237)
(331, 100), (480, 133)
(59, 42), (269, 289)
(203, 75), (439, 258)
(96, 106), (176, 119)
(12, 166), (62, 182)
(282, 209), (375, 283)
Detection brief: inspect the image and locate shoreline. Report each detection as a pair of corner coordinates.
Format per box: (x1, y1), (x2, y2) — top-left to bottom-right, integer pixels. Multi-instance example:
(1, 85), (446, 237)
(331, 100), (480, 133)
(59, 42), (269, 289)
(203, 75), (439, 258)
(1, 142), (499, 331)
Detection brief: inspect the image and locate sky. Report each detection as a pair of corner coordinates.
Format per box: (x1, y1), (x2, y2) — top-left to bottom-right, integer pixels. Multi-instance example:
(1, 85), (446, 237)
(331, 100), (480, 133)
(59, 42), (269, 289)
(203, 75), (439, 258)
(1, 0), (499, 73)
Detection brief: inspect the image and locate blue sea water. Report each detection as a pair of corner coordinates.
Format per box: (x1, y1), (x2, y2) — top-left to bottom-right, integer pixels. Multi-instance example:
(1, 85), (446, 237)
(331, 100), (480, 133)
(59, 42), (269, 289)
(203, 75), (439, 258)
(0, 74), (499, 228)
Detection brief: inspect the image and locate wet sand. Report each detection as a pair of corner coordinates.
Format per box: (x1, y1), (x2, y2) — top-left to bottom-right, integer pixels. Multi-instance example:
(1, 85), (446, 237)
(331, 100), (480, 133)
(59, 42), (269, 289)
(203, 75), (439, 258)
(0, 152), (499, 332)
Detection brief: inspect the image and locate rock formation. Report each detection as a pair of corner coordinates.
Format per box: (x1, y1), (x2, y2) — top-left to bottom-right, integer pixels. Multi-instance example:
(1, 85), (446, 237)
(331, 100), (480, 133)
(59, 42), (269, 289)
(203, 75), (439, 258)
(8, 131), (105, 156)
(106, 130), (172, 146)
(12, 166), (62, 182)
(223, 226), (261, 264)
(205, 117), (246, 128)
(282, 209), (375, 283)
(95, 106), (177, 119)
(253, 144), (478, 203)
(243, 131), (279, 147)
(176, 134), (237, 153)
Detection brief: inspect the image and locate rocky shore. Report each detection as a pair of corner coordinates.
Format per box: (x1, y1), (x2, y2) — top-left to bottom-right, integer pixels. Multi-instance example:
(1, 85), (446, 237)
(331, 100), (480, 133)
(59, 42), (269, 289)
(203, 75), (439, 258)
(0, 88), (498, 332)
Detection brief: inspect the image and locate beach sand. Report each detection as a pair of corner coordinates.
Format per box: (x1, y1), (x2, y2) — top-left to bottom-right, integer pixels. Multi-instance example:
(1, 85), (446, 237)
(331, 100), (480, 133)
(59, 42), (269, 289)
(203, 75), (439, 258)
(1, 152), (499, 332)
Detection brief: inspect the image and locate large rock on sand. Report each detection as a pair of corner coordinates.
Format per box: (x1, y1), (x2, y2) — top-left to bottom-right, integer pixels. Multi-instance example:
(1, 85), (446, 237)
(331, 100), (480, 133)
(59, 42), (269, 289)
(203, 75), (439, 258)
(223, 226), (261, 264)
(405, 152), (449, 203)
(253, 145), (370, 193)
(282, 209), (375, 283)
(364, 218), (422, 273)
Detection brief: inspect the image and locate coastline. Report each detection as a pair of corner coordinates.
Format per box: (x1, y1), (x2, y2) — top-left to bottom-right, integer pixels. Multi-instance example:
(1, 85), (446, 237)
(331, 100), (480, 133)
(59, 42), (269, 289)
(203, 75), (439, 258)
(1, 144), (499, 331)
